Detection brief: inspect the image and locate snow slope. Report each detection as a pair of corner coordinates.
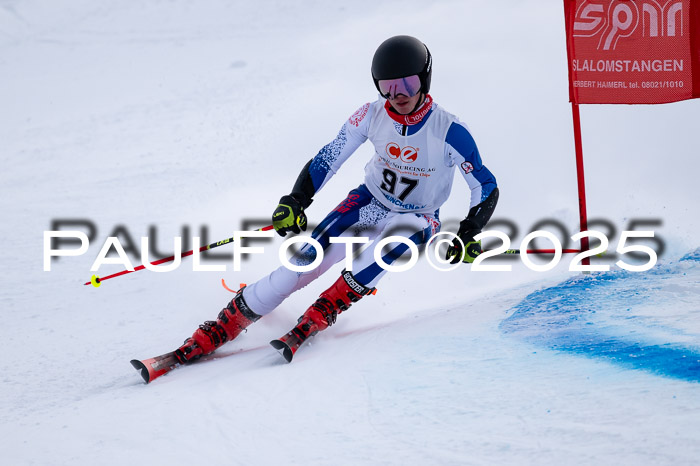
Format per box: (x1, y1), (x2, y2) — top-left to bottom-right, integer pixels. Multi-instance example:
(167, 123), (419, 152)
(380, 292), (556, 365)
(1, 1), (699, 465)
(503, 248), (700, 383)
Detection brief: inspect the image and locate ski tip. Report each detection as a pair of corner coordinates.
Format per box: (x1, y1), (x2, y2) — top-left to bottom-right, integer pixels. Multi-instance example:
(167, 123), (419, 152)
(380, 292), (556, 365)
(130, 359), (151, 384)
(269, 340), (294, 363)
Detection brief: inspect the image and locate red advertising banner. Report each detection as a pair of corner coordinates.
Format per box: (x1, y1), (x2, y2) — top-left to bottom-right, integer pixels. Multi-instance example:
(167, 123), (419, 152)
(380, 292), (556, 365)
(564, 0), (700, 104)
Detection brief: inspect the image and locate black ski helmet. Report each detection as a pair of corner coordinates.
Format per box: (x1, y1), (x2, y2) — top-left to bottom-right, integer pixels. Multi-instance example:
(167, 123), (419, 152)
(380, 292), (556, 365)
(371, 35), (432, 96)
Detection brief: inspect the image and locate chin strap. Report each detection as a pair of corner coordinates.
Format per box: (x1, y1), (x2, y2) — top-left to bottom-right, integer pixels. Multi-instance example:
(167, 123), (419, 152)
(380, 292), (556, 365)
(384, 94), (433, 126)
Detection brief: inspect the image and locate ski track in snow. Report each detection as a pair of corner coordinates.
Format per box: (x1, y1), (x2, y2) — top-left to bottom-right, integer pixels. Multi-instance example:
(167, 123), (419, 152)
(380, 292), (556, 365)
(1, 0), (699, 465)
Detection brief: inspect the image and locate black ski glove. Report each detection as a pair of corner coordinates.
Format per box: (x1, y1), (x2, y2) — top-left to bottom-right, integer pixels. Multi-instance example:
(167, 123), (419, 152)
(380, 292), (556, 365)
(272, 195), (307, 237)
(445, 218), (481, 264)
(446, 187), (499, 264)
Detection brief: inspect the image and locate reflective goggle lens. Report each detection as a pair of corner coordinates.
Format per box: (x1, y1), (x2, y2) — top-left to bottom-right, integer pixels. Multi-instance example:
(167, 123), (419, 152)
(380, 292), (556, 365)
(378, 75), (421, 100)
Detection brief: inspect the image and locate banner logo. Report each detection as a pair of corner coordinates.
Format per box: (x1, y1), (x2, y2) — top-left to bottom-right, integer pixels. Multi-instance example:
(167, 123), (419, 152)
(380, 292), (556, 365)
(573, 1), (683, 51)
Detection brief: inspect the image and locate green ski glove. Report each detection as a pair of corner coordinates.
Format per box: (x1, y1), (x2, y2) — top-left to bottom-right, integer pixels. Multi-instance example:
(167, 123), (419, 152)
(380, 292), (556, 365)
(272, 195), (307, 237)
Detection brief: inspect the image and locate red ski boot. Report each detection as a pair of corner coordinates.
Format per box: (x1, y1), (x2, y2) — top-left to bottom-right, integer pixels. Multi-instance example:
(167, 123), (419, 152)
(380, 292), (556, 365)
(175, 288), (262, 364)
(270, 270), (375, 362)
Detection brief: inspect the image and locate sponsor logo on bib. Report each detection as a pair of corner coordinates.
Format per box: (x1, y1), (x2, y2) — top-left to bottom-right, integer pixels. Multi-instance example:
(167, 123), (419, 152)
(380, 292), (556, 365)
(386, 142), (418, 163)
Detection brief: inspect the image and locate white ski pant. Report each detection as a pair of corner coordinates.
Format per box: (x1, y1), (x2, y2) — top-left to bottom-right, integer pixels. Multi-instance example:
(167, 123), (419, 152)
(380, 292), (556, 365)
(242, 185), (439, 315)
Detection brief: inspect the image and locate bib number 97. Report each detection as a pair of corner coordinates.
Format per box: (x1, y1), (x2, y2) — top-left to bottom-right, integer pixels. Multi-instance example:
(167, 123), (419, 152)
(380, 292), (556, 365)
(380, 168), (418, 201)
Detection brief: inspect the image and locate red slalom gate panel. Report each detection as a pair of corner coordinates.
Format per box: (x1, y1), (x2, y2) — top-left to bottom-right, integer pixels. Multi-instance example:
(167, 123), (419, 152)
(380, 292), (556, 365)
(563, 0), (700, 104)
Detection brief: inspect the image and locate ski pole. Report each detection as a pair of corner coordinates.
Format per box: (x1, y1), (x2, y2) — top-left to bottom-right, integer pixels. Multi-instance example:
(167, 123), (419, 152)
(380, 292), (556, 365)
(85, 225), (275, 287)
(500, 249), (582, 254)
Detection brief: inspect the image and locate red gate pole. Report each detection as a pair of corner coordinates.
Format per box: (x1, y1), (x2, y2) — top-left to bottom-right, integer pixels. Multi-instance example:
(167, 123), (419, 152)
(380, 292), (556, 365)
(571, 102), (590, 266)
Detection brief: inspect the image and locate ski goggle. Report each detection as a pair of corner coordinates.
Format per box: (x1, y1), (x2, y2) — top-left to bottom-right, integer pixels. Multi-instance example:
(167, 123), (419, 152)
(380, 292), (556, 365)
(377, 75), (421, 100)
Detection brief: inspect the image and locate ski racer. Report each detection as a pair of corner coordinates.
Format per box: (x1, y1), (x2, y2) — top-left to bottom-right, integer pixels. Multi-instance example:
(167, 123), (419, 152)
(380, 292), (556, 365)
(175, 35), (499, 363)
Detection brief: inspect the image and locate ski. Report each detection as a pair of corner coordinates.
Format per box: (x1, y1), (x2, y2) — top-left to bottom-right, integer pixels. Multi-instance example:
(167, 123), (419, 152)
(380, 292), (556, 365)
(270, 326), (312, 363)
(134, 317), (315, 382)
(269, 339), (295, 363)
(132, 341), (276, 383)
(130, 351), (181, 384)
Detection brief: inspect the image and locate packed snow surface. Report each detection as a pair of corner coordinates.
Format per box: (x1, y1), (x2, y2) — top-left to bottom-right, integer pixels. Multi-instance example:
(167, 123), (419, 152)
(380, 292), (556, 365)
(1, 1), (699, 465)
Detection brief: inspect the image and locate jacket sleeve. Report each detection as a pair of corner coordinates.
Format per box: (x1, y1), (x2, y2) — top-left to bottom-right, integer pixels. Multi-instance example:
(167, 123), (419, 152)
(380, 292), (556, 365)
(445, 121), (499, 229)
(288, 103), (373, 208)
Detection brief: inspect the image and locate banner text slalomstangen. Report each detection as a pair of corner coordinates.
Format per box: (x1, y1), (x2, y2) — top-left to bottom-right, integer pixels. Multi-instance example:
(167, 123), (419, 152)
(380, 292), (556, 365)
(564, 0), (700, 104)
